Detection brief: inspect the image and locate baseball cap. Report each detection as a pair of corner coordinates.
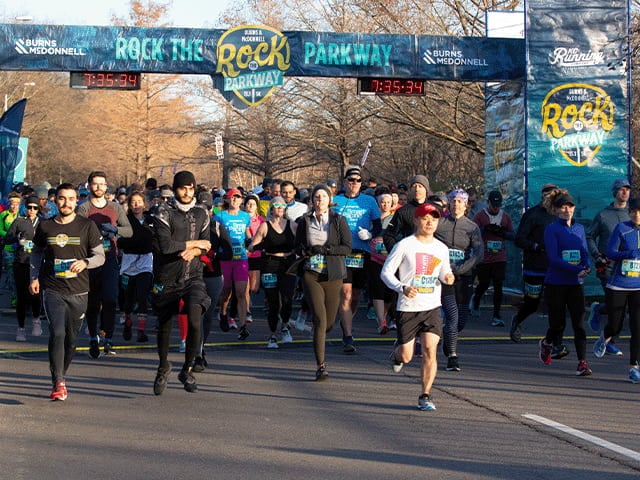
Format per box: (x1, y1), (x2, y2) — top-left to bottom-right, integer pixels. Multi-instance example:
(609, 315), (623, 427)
(541, 183), (558, 194)
(225, 188), (242, 199)
(326, 179), (337, 188)
(488, 190), (503, 207)
(344, 165), (361, 178)
(553, 193), (575, 207)
(414, 202), (442, 218)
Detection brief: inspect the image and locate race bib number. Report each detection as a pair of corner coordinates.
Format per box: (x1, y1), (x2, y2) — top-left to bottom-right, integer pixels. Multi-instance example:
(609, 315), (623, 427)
(562, 250), (580, 265)
(374, 242), (388, 255)
(449, 249), (465, 265)
(261, 272), (278, 288)
(412, 274), (437, 294)
(524, 281), (543, 299)
(232, 245), (244, 260)
(23, 240), (34, 254)
(621, 259), (640, 277)
(487, 240), (502, 253)
(306, 254), (327, 273)
(345, 253), (365, 269)
(54, 258), (77, 278)
(102, 238), (112, 252)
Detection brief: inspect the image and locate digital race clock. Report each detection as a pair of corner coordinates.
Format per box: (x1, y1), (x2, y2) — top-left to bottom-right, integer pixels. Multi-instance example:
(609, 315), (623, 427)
(357, 77), (425, 96)
(70, 71), (141, 90)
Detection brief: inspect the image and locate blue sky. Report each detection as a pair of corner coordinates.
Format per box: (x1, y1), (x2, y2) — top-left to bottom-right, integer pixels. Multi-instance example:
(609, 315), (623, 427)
(2, 0), (233, 27)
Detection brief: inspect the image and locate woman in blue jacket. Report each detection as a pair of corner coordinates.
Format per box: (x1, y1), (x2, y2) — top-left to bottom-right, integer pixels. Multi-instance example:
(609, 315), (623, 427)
(593, 197), (640, 383)
(539, 191), (592, 376)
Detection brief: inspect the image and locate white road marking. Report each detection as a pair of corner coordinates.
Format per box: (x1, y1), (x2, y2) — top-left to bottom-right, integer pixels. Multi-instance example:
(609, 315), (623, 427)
(523, 414), (640, 462)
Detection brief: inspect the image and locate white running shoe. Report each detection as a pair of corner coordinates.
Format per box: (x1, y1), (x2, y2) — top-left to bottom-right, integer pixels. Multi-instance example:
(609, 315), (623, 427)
(281, 327), (293, 343)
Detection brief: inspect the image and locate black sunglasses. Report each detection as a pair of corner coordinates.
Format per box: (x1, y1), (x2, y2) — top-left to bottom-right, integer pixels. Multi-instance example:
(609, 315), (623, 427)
(27, 205), (39, 210)
(346, 177), (362, 183)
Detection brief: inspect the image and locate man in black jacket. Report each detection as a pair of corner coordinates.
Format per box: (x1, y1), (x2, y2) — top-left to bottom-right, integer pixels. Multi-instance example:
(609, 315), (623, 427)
(150, 171), (211, 395)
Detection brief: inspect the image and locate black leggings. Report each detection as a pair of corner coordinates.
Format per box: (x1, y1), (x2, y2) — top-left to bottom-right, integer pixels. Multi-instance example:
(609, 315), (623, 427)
(513, 274), (545, 326)
(544, 284), (586, 360)
(302, 271), (342, 366)
(605, 288), (640, 365)
(473, 262), (506, 318)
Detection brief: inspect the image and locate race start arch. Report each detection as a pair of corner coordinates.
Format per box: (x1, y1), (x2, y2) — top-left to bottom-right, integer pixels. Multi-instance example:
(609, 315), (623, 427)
(0, 0), (631, 294)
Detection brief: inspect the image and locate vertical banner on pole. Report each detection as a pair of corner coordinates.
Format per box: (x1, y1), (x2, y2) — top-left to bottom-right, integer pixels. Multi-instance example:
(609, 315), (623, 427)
(486, 11), (525, 291)
(526, 0), (630, 295)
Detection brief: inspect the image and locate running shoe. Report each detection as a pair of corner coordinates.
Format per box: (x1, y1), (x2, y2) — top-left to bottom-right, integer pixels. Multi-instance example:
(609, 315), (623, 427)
(551, 344), (569, 359)
(343, 336), (356, 354)
(539, 338), (552, 365)
(387, 320), (397, 330)
(376, 321), (389, 335)
(192, 355), (207, 373)
(605, 342), (623, 356)
(588, 301), (601, 332)
(367, 306), (377, 320)
(119, 313), (126, 325)
(592, 332), (607, 358)
(315, 364), (328, 381)
(31, 319), (42, 337)
(267, 335), (279, 349)
(281, 327), (293, 343)
(219, 313), (230, 332)
(104, 340), (116, 356)
(178, 368), (198, 393)
(89, 338), (100, 359)
(490, 317), (505, 327)
(179, 339), (186, 353)
(629, 364), (640, 384)
(576, 360), (592, 376)
(417, 394), (436, 411)
(228, 318), (238, 330)
(246, 312), (253, 324)
(153, 366), (171, 395)
(390, 344), (404, 373)
(294, 310), (308, 331)
(509, 316), (522, 343)
(15, 327), (26, 342)
(446, 355), (461, 372)
(122, 315), (133, 341)
(238, 325), (250, 341)
(137, 330), (149, 343)
(50, 381), (67, 401)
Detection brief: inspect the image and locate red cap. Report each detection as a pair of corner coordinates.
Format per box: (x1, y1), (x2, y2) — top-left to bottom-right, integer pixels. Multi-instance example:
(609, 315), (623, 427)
(414, 202), (441, 218)
(225, 188), (242, 199)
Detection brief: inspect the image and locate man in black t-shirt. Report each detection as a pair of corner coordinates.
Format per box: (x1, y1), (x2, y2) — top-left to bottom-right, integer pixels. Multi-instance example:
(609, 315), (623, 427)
(30, 183), (105, 401)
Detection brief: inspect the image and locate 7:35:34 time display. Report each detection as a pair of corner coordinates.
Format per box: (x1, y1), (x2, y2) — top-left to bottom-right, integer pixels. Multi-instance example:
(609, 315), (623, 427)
(69, 71), (141, 90)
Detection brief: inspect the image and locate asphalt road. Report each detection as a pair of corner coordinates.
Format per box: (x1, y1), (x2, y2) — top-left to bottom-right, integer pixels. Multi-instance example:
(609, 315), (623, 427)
(1, 292), (639, 480)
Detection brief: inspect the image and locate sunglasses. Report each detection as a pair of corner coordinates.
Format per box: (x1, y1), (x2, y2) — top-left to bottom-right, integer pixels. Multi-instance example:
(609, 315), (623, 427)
(347, 177), (362, 183)
(272, 203), (286, 208)
(27, 205), (39, 210)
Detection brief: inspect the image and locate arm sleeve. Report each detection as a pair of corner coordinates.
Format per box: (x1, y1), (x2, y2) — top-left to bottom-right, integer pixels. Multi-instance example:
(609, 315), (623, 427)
(152, 208), (186, 255)
(586, 214), (602, 257)
(115, 203), (134, 238)
(86, 222), (106, 268)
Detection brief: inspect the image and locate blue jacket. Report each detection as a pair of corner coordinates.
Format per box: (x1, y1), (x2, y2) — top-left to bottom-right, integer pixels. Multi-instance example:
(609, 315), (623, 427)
(544, 218), (590, 285)
(606, 220), (640, 290)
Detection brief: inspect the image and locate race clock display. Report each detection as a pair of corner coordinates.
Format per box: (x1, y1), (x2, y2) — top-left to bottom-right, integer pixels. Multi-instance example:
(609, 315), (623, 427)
(70, 71), (141, 90)
(357, 77), (425, 96)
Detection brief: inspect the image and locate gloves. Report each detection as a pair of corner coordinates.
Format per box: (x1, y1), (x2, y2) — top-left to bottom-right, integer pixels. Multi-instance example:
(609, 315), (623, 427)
(309, 245), (327, 255)
(100, 223), (118, 239)
(484, 224), (505, 237)
(358, 227), (372, 241)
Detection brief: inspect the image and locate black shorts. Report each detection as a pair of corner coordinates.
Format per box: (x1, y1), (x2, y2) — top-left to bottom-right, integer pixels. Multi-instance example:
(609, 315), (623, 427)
(396, 308), (442, 345)
(248, 257), (263, 272)
(343, 252), (370, 289)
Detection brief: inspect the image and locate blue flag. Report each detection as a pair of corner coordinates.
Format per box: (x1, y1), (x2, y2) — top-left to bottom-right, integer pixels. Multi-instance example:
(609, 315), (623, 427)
(0, 98), (27, 200)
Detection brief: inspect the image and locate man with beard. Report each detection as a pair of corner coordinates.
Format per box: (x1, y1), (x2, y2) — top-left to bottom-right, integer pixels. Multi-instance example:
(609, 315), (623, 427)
(150, 171), (211, 395)
(30, 183), (105, 400)
(77, 171), (133, 357)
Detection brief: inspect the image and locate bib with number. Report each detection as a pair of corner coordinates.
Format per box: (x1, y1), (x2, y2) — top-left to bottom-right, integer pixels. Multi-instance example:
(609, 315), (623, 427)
(621, 259), (640, 277)
(412, 274), (437, 294)
(487, 240), (502, 253)
(54, 258), (77, 278)
(562, 249), (580, 265)
(261, 272), (278, 288)
(345, 253), (365, 269)
(306, 254), (327, 273)
(449, 248), (465, 265)
(524, 281), (543, 298)
(232, 244), (244, 260)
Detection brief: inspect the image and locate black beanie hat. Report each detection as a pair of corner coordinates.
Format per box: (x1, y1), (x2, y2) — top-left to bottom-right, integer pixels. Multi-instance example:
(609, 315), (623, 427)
(173, 171), (196, 191)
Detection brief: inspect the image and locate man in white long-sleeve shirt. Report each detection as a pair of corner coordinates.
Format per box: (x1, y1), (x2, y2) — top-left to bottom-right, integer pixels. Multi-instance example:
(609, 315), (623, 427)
(381, 202), (454, 411)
